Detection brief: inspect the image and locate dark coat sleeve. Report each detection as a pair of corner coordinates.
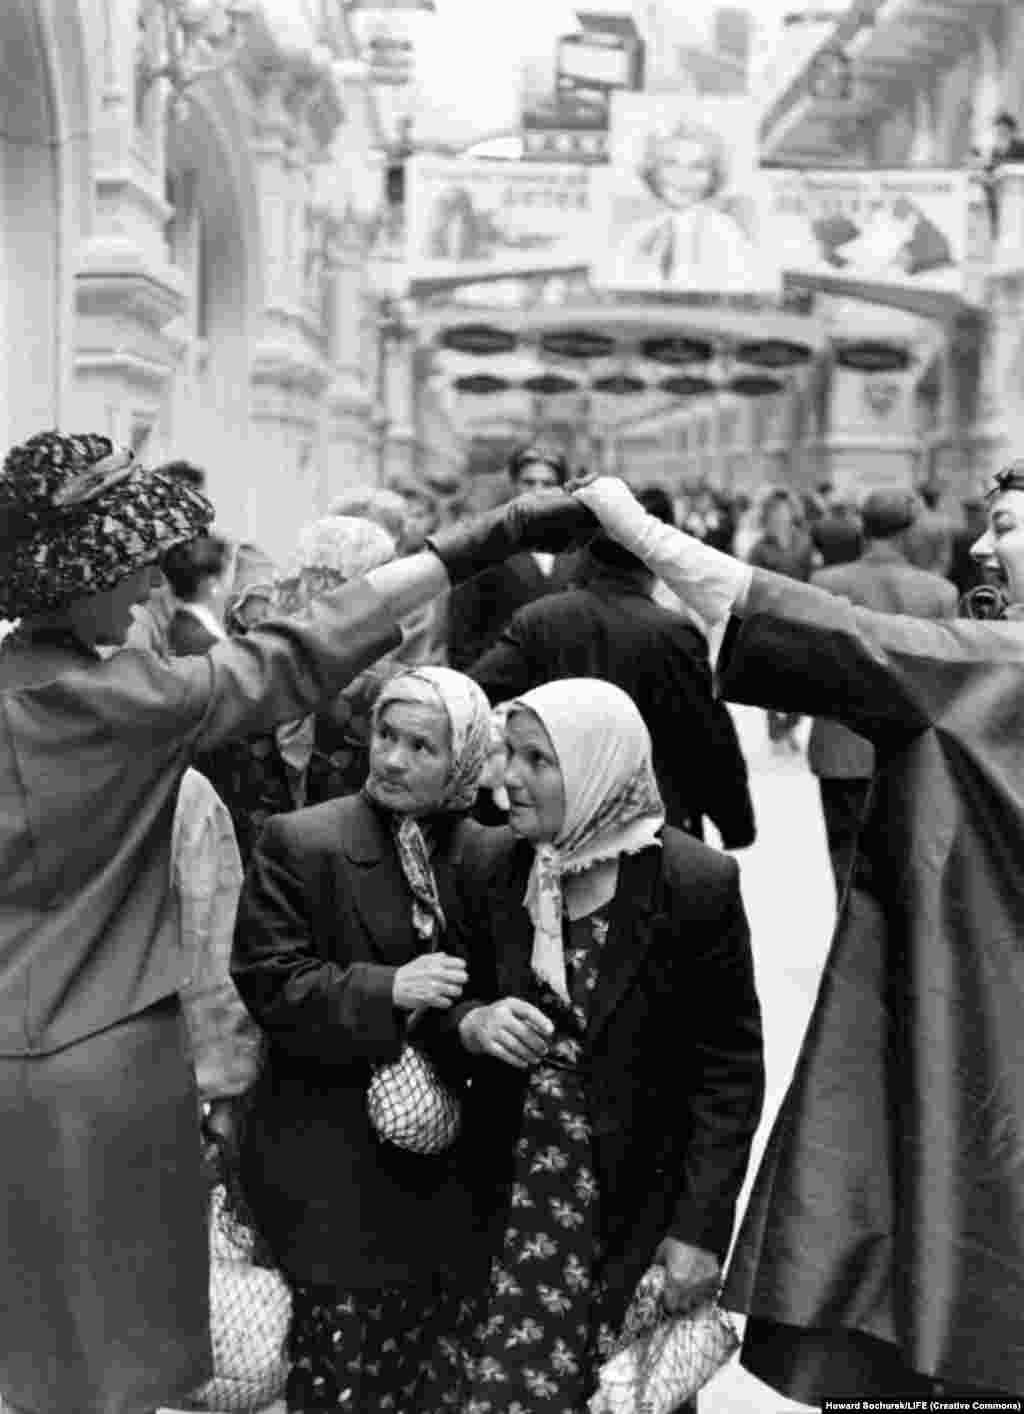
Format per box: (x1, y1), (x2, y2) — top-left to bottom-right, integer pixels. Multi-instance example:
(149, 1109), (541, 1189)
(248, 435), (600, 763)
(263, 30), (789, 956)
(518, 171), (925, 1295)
(664, 852), (764, 1260)
(468, 612), (535, 705)
(230, 816), (404, 1068)
(654, 623), (755, 849)
(718, 569), (1024, 745)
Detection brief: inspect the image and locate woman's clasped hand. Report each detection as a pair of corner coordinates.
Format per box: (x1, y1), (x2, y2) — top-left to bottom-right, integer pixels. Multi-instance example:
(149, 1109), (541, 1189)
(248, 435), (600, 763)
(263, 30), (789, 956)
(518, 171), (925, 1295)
(392, 951), (468, 1011)
(459, 996), (554, 1067)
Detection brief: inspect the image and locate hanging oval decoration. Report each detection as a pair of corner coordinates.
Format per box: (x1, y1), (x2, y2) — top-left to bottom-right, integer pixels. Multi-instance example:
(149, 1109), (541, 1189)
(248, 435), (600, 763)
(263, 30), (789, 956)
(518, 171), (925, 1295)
(640, 336), (714, 365)
(659, 374), (715, 397)
(734, 339), (812, 369)
(440, 324), (519, 356)
(453, 373), (513, 395)
(539, 329), (616, 360)
(728, 374), (785, 398)
(522, 372), (581, 396)
(834, 341), (912, 373)
(591, 373), (647, 396)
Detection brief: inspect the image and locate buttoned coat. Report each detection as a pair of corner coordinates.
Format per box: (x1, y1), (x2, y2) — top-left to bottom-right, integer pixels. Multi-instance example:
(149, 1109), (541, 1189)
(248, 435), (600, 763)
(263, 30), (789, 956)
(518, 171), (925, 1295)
(807, 543), (958, 779)
(232, 793), (486, 1292)
(436, 826), (764, 1311)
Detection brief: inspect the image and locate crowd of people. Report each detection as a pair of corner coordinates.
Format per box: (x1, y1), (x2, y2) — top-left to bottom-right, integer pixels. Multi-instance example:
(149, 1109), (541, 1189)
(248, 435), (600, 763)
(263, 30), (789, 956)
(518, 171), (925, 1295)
(0, 426), (1021, 1414)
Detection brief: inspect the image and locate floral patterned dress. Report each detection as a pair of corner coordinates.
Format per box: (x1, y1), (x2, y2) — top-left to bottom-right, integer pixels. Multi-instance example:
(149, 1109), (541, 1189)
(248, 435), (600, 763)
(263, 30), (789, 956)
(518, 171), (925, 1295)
(424, 907), (620, 1414)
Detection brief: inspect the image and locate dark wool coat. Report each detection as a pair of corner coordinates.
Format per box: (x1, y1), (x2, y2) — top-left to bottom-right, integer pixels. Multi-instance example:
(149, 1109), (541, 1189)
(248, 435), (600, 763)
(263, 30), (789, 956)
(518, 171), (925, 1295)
(232, 794), (486, 1292)
(433, 826), (764, 1312)
(720, 569), (1024, 1401)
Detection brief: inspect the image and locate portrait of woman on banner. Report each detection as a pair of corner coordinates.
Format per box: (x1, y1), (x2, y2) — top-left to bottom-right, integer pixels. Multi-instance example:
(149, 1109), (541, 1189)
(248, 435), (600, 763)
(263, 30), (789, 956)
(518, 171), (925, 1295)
(609, 118), (773, 293)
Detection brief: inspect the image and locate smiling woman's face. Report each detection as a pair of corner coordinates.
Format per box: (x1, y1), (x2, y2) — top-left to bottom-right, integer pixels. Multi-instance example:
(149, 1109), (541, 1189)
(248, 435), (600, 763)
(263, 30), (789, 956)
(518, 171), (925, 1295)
(971, 489), (1024, 604)
(653, 136), (717, 209)
(503, 709), (566, 845)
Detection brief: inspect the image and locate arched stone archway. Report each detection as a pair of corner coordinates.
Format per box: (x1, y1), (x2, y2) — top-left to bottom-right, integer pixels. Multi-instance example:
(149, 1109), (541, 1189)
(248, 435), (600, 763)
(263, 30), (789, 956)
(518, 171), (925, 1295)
(161, 74), (262, 538)
(0, 0), (91, 448)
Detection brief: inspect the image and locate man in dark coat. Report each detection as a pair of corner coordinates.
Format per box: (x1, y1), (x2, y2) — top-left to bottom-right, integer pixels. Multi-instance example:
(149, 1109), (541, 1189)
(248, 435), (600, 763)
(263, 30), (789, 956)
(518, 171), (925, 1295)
(573, 467), (1024, 1403)
(447, 445), (578, 670)
(808, 489), (957, 889)
(468, 511), (755, 849)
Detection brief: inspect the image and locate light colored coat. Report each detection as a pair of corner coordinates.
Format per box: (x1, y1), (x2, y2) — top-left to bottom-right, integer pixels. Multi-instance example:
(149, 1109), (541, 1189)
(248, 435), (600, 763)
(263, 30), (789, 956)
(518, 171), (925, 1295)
(807, 542), (957, 779)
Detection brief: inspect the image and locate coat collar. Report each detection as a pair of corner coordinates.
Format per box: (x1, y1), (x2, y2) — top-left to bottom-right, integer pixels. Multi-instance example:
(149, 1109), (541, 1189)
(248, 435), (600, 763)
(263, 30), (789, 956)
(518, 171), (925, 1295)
(340, 795), (468, 962)
(587, 845), (664, 1045)
(860, 541), (908, 568)
(487, 838), (667, 1041)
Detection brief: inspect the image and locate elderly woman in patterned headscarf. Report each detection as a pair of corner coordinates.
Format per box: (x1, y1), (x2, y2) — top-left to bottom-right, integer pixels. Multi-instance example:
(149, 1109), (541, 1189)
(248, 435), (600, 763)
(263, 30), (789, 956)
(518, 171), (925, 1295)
(232, 666), (497, 1413)
(428, 680), (765, 1414)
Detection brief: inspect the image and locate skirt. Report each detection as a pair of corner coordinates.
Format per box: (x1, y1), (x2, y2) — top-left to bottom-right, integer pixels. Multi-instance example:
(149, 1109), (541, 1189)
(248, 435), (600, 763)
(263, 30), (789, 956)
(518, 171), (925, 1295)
(0, 997), (212, 1414)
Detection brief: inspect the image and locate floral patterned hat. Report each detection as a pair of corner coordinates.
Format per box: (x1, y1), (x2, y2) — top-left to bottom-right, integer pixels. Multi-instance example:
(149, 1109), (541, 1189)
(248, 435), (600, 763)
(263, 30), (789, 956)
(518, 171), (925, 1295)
(0, 431), (213, 617)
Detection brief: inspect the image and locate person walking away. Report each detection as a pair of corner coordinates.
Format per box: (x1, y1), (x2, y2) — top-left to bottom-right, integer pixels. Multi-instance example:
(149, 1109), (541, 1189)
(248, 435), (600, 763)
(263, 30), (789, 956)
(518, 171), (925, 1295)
(469, 497), (755, 849)
(807, 490), (957, 893)
(746, 488), (815, 751)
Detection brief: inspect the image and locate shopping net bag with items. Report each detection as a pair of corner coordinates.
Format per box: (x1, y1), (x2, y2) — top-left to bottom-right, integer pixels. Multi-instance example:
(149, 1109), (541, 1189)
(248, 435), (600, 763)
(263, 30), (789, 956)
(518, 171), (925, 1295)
(589, 1265), (739, 1414)
(192, 1184), (292, 1413)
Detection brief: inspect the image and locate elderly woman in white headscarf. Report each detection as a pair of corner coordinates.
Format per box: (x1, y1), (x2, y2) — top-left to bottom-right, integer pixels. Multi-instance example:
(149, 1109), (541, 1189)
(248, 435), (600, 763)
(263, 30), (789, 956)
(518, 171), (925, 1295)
(429, 679), (765, 1413)
(231, 666), (496, 1414)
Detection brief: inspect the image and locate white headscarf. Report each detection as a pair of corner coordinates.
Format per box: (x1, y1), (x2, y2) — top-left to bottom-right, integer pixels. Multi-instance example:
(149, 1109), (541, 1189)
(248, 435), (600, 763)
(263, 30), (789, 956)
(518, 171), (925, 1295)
(507, 679), (665, 1004)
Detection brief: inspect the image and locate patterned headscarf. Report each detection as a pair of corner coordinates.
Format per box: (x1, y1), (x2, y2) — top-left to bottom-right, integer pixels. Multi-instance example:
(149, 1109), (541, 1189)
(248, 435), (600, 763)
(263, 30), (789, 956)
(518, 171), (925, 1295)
(507, 679), (665, 1004)
(273, 516), (396, 617)
(0, 431), (212, 617)
(367, 667), (492, 944)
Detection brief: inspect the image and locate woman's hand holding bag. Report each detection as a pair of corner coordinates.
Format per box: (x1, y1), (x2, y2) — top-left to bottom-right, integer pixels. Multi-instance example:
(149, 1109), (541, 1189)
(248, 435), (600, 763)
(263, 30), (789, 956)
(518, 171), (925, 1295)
(364, 953), (468, 1157)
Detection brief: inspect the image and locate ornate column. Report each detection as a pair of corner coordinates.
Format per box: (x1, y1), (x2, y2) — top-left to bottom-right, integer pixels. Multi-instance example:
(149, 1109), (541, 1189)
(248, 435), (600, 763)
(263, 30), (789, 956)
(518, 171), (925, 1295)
(72, 0), (187, 444)
(247, 62), (334, 557)
(323, 215), (374, 497)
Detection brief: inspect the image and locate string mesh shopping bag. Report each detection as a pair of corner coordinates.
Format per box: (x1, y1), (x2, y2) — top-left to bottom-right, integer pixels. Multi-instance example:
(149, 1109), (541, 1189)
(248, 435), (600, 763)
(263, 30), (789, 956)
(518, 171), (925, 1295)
(192, 1185), (291, 1412)
(589, 1265), (739, 1414)
(366, 1041), (462, 1155)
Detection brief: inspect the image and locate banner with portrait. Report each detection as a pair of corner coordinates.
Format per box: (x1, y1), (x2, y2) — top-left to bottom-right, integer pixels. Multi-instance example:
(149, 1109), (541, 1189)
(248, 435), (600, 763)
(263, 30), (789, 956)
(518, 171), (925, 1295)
(590, 93), (780, 296)
(767, 169), (971, 299)
(405, 157), (594, 286)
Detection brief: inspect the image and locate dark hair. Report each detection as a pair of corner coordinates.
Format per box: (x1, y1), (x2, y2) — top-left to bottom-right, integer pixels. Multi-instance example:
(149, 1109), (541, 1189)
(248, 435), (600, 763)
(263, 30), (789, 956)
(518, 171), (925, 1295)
(635, 484), (676, 525)
(860, 490), (917, 541)
(154, 459), (207, 492)
(508, 443), (569, 487)
(585, 485), (676, 575)
(162, 534), (230, 601)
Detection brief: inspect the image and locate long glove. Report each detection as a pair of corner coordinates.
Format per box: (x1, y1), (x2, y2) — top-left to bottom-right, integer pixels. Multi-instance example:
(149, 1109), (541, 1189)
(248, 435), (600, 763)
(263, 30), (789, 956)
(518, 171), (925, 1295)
(427, 492), (597, 587)
(574, 478), (751, 630)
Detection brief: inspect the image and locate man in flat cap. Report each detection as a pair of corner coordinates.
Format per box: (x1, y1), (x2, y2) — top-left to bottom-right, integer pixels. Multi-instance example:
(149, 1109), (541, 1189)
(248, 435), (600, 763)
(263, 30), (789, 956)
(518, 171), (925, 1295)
(807, 488), (958, 891)
(570, 464), (1024, 1405)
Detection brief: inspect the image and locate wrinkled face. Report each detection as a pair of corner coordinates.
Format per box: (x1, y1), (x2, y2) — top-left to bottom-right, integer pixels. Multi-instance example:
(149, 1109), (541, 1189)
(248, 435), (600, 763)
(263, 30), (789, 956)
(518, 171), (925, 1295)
(970, 489), (1024, 603)
(71, 564), (162, 647)
(504, 709), (566, 845)
(513, 460), (562, 495)
(368, 700), (452, 816)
